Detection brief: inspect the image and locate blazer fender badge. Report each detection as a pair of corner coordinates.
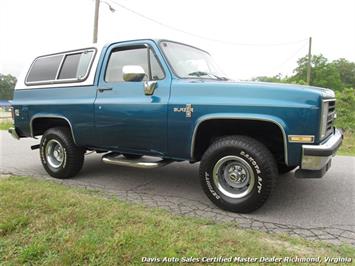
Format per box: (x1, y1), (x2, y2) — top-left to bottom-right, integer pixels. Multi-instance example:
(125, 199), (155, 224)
(173, 104), (194, 118)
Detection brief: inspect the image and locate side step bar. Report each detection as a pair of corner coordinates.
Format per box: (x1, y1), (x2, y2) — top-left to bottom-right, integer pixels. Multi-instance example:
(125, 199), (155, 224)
(102, 153), (173, 169)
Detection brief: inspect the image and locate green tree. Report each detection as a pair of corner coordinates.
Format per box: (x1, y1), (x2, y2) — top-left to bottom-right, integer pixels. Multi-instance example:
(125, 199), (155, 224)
(250, 55), (354, 134)
(289, 54), (343, 90)
(0, 74), (17, 100)
(331, 58), (355, 88)
(252, 73), (291, 83)
(335, 88), (355, 131)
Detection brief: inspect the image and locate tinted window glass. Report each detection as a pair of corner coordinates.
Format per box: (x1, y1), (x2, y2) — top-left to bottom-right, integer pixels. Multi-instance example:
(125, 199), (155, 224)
(26, 49), (95, 84)
(160, 41), (225, 79)
(58, 53), (81, 79)
(105, 47), (164, 83)
(59, 51), (94, 80)
(27, 55), (63, 82)
(150, 51), (164, 80)
(76, 51), (94, 78)
(105, 47), (149, 82)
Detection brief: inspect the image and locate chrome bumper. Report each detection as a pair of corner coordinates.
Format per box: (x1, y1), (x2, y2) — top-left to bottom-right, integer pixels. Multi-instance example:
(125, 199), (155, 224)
(296, 129), (343, 178)
(8, 127), (20, 140)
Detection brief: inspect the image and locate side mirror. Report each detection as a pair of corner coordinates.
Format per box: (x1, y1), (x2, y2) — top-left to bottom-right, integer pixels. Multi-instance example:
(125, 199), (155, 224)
(144, 81), (157, 96)
(122, 65), (145, 82)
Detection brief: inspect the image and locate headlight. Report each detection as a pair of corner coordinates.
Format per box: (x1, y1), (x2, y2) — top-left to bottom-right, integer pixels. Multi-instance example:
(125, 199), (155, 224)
(320, 101), (329, 139)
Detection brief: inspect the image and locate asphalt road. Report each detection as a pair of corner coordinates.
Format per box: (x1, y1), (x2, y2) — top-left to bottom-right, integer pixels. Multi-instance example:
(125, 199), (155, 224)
(1, 131), (354, 246)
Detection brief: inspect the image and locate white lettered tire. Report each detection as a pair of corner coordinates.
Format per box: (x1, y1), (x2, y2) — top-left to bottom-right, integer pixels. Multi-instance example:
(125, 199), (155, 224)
(40, 127), (85, 178)
(199, 135), (277, 213)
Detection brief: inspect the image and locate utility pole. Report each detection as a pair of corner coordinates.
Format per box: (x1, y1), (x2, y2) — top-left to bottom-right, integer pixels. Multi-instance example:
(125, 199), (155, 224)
(93, 0), (100, 43)
(307, 37), (312, 85)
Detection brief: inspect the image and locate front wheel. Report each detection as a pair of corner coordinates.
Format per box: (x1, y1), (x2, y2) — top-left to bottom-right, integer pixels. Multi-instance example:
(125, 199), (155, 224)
(40, 127), (85, 179)
(199, 135), (278, 213)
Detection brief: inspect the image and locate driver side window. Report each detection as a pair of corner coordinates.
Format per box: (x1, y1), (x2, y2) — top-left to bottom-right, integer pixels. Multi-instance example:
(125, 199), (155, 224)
(105, 46), (164, 83)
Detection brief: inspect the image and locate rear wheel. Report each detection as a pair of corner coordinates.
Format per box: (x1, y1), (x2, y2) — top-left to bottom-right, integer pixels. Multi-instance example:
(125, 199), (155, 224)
(40, 127), (85, 178)
(199, 135), (277, 213)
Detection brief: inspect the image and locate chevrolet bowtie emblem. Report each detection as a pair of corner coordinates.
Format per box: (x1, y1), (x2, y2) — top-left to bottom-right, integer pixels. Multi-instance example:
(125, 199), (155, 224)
(173, 104), (194, 118)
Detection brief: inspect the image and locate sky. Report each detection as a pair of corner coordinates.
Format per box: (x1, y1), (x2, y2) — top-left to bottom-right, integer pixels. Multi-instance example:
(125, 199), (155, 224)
(1, 0), (355, 80)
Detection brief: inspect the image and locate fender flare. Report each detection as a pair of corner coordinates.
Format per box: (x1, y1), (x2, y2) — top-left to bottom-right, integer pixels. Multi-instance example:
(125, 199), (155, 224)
(30, 114), (77, 144)
(190, 113), (289, 165)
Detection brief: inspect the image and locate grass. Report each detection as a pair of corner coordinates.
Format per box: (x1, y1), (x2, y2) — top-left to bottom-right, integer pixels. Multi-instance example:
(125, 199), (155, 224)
(0, 176), (354, 265)
(0, 109), (12, 130)
(338, 130), (355, 156)
(0, 121), (12, 130)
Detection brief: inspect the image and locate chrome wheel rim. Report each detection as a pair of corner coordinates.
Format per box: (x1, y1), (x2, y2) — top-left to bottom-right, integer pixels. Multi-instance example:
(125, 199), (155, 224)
(212, 155), (255, 198)
(45, 139), (65, 168)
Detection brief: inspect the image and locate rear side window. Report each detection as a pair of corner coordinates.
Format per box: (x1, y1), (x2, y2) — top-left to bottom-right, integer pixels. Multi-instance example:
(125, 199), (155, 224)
(59, 51), (94, 80)
(26, 55), (63, 82)
(26, 49), (95, 85)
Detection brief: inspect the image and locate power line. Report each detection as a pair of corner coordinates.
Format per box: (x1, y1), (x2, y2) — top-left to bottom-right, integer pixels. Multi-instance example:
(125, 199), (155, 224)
(277, 43), (308, 68)
(106, 0), (308, 47)
(269, 42), (308, 75)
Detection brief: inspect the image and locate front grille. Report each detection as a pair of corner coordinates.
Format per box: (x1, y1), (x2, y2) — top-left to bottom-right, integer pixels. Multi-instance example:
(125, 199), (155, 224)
(325, 100), (336, 137)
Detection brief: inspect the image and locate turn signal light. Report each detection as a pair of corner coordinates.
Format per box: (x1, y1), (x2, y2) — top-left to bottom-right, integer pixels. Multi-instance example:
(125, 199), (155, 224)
(288, 135), (314, 143)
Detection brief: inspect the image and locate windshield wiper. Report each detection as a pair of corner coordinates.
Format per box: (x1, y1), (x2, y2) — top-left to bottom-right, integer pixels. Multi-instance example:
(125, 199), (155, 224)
(188, 71), (210, 77)
(188, 71), (228, 81)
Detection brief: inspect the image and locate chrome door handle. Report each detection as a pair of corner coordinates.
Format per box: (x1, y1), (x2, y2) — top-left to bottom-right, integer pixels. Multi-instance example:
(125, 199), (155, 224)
(98, 87), (113, 93)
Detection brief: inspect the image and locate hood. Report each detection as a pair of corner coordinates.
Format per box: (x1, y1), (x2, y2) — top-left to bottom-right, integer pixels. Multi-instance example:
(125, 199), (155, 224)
(197, 79), (335, 97)
(236, 80), (335, 99)
(172, 79), (335, 108)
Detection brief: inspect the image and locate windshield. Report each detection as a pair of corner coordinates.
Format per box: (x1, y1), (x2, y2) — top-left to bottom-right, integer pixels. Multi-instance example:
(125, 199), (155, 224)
(160, 41), (227, 80)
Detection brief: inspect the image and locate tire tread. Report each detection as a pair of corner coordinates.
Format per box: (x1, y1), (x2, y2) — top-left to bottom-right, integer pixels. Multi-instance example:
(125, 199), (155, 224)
(199, 135), (278, 213)
(40, 127), (84, 178)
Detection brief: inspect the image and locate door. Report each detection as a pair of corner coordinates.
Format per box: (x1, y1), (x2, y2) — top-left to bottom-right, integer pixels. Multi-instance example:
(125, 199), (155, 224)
(94, 41), (171, 155)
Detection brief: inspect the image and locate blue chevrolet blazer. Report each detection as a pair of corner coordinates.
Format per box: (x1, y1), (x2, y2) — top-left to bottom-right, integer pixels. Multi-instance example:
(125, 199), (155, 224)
(9, 39), (343, 212)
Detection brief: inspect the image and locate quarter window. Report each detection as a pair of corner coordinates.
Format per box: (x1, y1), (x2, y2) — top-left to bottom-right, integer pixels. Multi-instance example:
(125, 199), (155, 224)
(59, 51), (94, 80)
(26, 49), (95, 85)
(26, 55), (63, 82)
(105, 46), (164, 83)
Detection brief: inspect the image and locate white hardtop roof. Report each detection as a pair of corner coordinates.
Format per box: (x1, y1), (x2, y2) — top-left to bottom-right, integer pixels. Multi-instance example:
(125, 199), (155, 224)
(14, 39), (174, 90)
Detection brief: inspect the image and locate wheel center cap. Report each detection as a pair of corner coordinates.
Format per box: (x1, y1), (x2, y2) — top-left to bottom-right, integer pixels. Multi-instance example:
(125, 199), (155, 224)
(229, 173), (239, 182)
(213, 155), (256, 199)
(53, 148), (63, 161)
(224, 163), (249, 188)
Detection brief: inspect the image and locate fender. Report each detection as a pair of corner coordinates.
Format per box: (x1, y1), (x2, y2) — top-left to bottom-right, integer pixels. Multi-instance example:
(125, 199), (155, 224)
(30, 114), (77, 144)
(190, 113), (289, 165)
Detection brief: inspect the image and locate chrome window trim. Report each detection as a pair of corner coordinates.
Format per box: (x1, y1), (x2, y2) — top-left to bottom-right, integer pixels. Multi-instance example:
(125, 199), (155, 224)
(25, 53), (64, 84)
(25, 48), (97, 86)
(30, 114), (77, 144)
(55, 54), (66, 80)
(190, 116), (289, 165)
